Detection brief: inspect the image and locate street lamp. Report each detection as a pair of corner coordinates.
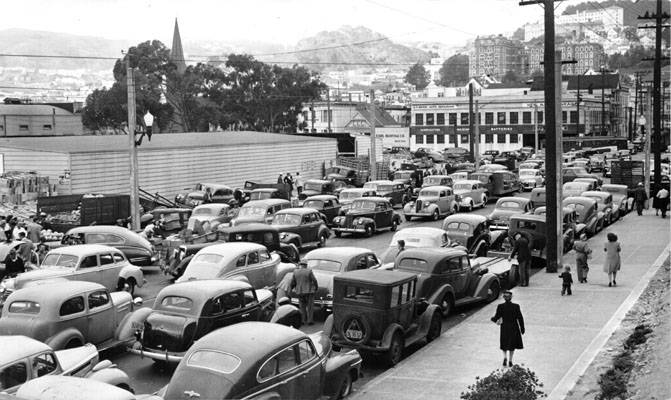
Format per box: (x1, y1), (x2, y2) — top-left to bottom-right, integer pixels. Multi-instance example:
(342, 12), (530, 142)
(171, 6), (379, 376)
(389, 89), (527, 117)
(143, 111), (154, 138)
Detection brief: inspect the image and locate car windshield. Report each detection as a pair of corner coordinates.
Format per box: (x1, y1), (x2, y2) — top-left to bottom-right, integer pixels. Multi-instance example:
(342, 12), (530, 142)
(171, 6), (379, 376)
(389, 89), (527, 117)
(363, 182), (378, 190)
(41, 253), (78, 268)
(394, 172), (412, 179)
(193, 207), (215, 216)
(376, 185), (393, 192)
(565, 203), (586, 214)
(340, 191), (363, 200)
(424, 177), (444, 185)
(159, 296), (194, 312)
(192, 253), (224, 264)
(303, 200), (324, 208)
(304, 182), (324, 191)
(250, 192), (271, 200)
(238, 207), (266, 217)
(306, 259), (342, 272)
(272, 213), (301, 225)
(453, 183), (472, 191)
(419, 190), (439, 197)
(445, 222), (471, 232)
(396, 257), (428, 272)
(351, 200), (375, 210)
(519, 170), (537, 177)
(8, 301), (40, 314)
(497, 201), (522, 209)
(564, 183), (587, 190)
(187, 350), (241, 374)
(570, 168), (589, 174)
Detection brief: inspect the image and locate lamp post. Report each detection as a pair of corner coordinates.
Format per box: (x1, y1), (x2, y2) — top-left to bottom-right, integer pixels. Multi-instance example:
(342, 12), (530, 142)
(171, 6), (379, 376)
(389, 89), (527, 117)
(143, 111), (154, 137)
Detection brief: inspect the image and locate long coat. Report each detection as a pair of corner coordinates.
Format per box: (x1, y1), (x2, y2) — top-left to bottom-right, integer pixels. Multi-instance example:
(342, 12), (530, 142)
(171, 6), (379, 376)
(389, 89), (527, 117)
(603, 241), (621, 274)
(491, 301), (525, 350)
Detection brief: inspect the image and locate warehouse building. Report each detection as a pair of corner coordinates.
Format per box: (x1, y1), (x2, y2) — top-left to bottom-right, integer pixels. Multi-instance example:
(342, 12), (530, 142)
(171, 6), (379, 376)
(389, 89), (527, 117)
(0, 131), (337, 198)
(0, 104), (84, 136)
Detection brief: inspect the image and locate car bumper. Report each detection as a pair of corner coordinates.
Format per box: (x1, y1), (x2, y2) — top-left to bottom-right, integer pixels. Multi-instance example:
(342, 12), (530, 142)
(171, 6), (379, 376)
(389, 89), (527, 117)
(403, 210), (433, 217)
(489, 221), (509, 230)
(332, 337), (389, 353)
(521, 181), (537, 189)
(333, 227), (366, 234)
(128, 345), (185, 363)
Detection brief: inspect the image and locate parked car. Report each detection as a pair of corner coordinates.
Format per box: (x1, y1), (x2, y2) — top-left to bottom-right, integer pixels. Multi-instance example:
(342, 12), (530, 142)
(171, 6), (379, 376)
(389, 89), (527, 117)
(562, 167), (603, 185)
(442, 214), (498, 256)
(562, 181), (592, 199)
(61, 226), (158, 267)
(530, 187), (546, 209)
(573, 177), (600, 190)
(379, 227), (451, 265)
(0, 281), (147, 350)
(487, 197), (532, 229)
(394, 248), (500, 317)
(363, 180), (407, 207)
(329, 269), (442, 366)
(452, 180), (488, 211)
(482, 150), (500, 161)
(572, 158), (592, 173)
(518, 169), (544, 191)
(162, 322), (362, 400)
(470, 170), (520, 197)
(300, 179), (338, 200)
(271, 208), (331, 250)
(142, 208), (191, 238)
(129, 280), (301, 363)
(249, 188), (290, 202)
(326, 165), (366, 187)
(231, 199), (292, 226)
(448, 171), (470, 183)
(519, 160), (543, 171)
(403, 185), (459, 221)
(1, 245), (144, 304)
(392, 170), (414, 187)
(186, 203), (238, 233)
(338, 188), (377, 213)
(332, 198), (402, 238)
(176, 242), (281, 289)
(174, 183), (234, 207)
(563, 196), (601, 236)
(0, 336), (131, 394)
(532, 206), (580, 252)
(301, 195), (342, 225)
(601, 184), (631, 215)
(582, 190), (617, 225)
(15, 376), (157, 400)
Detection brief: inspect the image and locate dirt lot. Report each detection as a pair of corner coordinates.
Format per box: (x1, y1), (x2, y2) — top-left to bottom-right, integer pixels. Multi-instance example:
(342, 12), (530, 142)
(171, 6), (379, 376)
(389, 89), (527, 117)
(566, 256), (670, 400)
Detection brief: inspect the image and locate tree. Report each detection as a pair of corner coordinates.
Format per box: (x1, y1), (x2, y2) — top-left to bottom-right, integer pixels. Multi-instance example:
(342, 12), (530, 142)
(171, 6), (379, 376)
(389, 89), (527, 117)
(438, 54), (470, 87)
(502, 70), (524, 86)
(404, 62), (430, 90)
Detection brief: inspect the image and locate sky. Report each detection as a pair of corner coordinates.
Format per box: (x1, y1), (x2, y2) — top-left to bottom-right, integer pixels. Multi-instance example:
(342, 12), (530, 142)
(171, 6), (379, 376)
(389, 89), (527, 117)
(0, 0), (581, 47)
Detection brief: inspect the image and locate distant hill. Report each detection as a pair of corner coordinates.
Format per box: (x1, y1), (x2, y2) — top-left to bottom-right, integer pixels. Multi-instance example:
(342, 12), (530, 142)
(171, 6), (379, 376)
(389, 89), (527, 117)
(294, 26), (430, 71)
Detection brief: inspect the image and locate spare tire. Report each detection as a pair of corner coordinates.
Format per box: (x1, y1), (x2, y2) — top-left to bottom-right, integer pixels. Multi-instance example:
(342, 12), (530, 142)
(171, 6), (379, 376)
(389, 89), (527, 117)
(339, 314), (371, 345)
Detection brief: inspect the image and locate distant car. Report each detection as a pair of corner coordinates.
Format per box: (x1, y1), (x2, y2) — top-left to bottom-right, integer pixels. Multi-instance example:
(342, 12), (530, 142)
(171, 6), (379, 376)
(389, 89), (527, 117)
(129, 280), (301, 363)
(601, 184), (631, 215)
(0, 281), (147, 350)
(519, 161), (543, 171)
(301, 195), (342, 225)
(487, 197), (532, 229)
(363, 180), (407, 207)
(478, 163), (507, 172)
(61, 225), (158, 267)
(530, 187), (546, 209)
(142, 208), (192, 238)
(452, 180), (488, 211)
(582, 190), (617, 225)
(175, 183), (234, 207)
(163, 322), (362, 400)
(0, 336), (131, 394)
(482, 150), (500, 161)
(563, 196), (601, 236)
(572, 159), (592, 173)
(562, 181), (592, 199)
(442, 214), (496, 256)
(231, 199), (292, 226)
(448, 171), (470, 183)
(300, 179), (338, 200)
(326, 165), (366, 187)
(16, 376), (156, 400)
(532, 206), (580, 252)
(338, 188), (377, 213)
(403, 185), (459, 221)
(187, 203), (238, 232)
(518, 169), (544, 191)
(562, 167), (603, 185)
(271, 208), (331, 249)
(392, 170), (414, 187)
(379, 227), (451, 265)
(573, 177), (600, 191)
(332, 198), (402, 238)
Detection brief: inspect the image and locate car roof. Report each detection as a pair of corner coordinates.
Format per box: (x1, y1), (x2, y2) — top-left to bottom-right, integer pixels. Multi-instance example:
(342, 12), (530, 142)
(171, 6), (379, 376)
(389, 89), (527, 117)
(304, 247), (372, 261)
(340, 188), (370, 193)
(304, 195), (337, 201)
(150, 208), (192, 214)
(66, 225), (138, 236)
(452, 179), (480, 185)
(563, 196), (598, 205)
(242, 199), (290, 207)
(47, 244), (121, 256)
(275, 208), (317, 215)
(251, 188), (280, 193)
(424, 175), (451, 179)
(16, 376), (135, 400)
(201, 183), (232, 189)
(397, 247), (466, 264)
(420, 185), (451, 191)
(334, 269), (416, 285)
(305, 179), (330, 184)
(7, 281), (105, 305)
(496, 197), (530, 204)
(510, 214), (545, 222)
(219, 223), (281, 234)
(352, 196), (391, 203)
(193, 203), (230, 211)
(366, 180), (394, 184)
(157, 280), (252, 304)
(391, 227), (446, 239)
(582, 191), (610, 198)
(443, 214), (487, 224)
(0, 336), (52, 365)
(196, 242), (267, 256)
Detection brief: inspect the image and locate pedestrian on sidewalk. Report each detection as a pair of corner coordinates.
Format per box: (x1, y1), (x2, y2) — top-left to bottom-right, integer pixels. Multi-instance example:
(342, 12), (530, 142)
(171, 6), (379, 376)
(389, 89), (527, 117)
(509, 233), (532, 286)
(633, 183), (648, 216)
(573, 233), (592, 283)
(277, 174), (284, 184)
(603, 232), (621, 287)
(291, 261), (318, 325)
(295, 172), (303, 195)
(559, 265), (573, 295)
(654, 187), (669, 218)
(491, 290), (525, 367)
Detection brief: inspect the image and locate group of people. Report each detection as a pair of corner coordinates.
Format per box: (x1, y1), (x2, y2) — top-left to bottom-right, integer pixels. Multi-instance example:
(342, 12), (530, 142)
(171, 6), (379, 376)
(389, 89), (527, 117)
(277, 173), (303, 196)
(632, 182), (669, 218)
(1, 215), (50, 280)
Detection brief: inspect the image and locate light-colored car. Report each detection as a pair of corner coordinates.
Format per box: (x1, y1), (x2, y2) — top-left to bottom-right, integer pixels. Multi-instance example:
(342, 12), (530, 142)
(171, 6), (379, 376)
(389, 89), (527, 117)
(0, 336), (131, 394)
(448, 171), (470, 183)
(519, 161), (543, 171)
(452, 180), (488, 211)
(176, 242), (281, 289)
(0, 281), (147, 350)
(582, 190), (617, 225)
(186, 203), (238, 232)
(1, 245), (144, 304)
(573, 177), (600, 191)
(403, 185), (459, 221)
(338, 188), (377, 212)
(478, 163), (507, 172)
(379, 227), (451, 265)
(518, 169), (544, 191)
(487, 197), (532, 229)
(601, 184), (631, 215)
(16, 376), (162, 400)
(231, 199), (292, 226)
(562, 181), (592, 199)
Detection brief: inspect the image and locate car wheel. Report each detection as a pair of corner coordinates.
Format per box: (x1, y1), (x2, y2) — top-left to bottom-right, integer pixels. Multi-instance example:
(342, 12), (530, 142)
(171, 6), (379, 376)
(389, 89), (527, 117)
(390, 220), (398, 231)
(468, 201), (474, 212)
(116, 384), (134, 394)
(440, 294), (454, 318)
(481, 196), (488, 208)
(117, 278), (136, 296)
(331, 372), (353, 400)
(64, 338), (83, 349)
(426, 312), (442, 342)
(405, 215), (412, 222)
(334, 231), (342, 238)
(385, 332), (404, 366)
(486, 281), (501, 303)
(432, 210), (440, 221)
(318, 233), (327, 247)
(364, 225), (374, 237)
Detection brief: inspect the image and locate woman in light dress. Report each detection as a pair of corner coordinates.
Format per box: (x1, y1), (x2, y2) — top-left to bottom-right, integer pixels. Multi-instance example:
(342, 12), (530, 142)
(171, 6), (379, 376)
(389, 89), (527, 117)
(603, 232), (621, 287)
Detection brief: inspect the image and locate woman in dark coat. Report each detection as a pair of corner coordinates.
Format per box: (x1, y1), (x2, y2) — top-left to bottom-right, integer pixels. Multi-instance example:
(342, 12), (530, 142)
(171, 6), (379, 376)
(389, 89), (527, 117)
(491, 290), (525, 367)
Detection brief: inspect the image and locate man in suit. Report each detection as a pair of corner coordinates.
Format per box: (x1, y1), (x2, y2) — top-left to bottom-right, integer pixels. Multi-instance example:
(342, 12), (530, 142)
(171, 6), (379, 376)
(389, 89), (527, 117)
(509, 233), (532, 286)
(291, 261), (318, 325)
(491, 290), (525, 367)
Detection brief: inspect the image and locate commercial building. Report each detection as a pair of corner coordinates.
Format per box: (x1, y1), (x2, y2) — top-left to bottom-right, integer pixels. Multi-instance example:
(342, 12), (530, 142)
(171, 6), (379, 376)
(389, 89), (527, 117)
(469, 35), (526, 80)
(0, 104), (83, 136)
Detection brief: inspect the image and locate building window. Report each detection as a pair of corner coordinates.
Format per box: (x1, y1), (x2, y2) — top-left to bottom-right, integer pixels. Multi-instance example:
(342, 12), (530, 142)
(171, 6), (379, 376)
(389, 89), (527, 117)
(497, 133), (506, 143)
(415, 134), (424, 144)
(460, 113), (469, 125)
(485, 112), (494, 124)
(509, 112), (518, 124)
(448, 134), (456, 144)
(497, 112), (506, 125)
(426, 114), (434, 126)
(485, 134), (494, 143)
(426, 134), (435, 144)
(537, 111), (544, 124)
(461, 134), (469, 143)
(522, 111), (532, 124)
(437, 134), (445, 144)
(19, 125), (29, 131)
(570, 111), (578, 123)
(43, 124), (52, 130)
(562, 111), (567, 123)
(449, 113), (457, 125)
(436, 113), (445, 125)
(415, 114), (424, 125)
(0, 125), (3, 131)
(510, 133), (519, 143)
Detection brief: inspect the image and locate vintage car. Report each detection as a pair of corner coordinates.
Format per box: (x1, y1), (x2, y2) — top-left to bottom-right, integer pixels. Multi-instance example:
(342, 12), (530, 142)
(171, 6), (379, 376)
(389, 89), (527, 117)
(301, 247), (380, 312)
(186, 203), (238, 233)
(163, 322), (362, 400)
(411, 175), (455, 200)
(444, 147), (473, 163)
(300, 179), (339, 200)
(582, 190), (617, 225)
(1, 245), (144, 304)
(477, 163), (507, 172)
(392, 170), (414, 187)
(530, 187), (546, 209)
(301, 195), (342, 225)
(452, 179), (488, 211)
(0, 336), (131, 394)
(470, 170), (520, 197)
(231, 199), (292, 226)
(249, 188), (290, 202)
(533, 206), (580, 252)
(562, 181), (592, 199)
(487, 197), (532, 229)
(562, 167), (603, 185)
(363, 180), (407, 206)
(518, 160), (543, 171)
(329, 269), (442, 366)
(505, 212), (578, 256)
(379, 227), (451, 265)
(482, 150), (500, 162)
(0, 281), (147, 351)
(441, 214), (499, 256)
(332, 197), (402, 237)
(395, 248), (500, 317)
(271, 208), (331, 250)
(326, 165), (366, 187)
(338, 188), (377, 213)
(129, 280), (301, 363)
(573, 177), (600, 191)
(448, 170), (470, 183)
(601, 184), (631, 215)
(403, 185), (459, 221)
(563, 196), (602, 236)
(176, 242), (281, 289)
(142, 208), (191, 238)
(15, 376), (159, 400)
(61, 226), (158, 267)
(174, 183), (234, 207)
(572, 158), (592, 173)
(518, 169), (544, 190)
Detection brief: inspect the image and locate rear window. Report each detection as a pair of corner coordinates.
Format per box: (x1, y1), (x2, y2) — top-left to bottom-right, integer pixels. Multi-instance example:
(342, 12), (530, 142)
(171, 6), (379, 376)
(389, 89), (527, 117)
(187, 350), (241, 374)
(497, 201), (522, 209)
(445, 222), (470, 232)
(343, 285), (374, 303)
(306, 259), (342, 273)
(8, 301), (40, 314)
(160, 296), (194, 312)
(397, 258), (428, 272)
(192, 253), (224, 264)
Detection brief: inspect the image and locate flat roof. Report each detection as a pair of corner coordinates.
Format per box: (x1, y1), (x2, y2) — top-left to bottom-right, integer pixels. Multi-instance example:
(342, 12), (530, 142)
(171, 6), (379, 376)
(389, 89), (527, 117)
(0, 131), (334, 154)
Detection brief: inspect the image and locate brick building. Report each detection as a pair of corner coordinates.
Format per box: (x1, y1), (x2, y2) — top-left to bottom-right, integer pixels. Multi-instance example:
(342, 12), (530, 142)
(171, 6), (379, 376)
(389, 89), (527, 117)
(469, 35), (526, 80)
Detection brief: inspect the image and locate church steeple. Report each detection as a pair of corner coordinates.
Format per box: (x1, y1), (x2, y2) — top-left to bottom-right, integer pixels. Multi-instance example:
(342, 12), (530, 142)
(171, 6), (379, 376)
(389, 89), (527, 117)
(170, 18), (186, 75)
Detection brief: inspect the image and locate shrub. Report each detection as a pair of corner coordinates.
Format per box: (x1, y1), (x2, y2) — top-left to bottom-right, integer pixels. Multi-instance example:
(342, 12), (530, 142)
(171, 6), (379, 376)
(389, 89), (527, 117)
(461, 365), (546, 400)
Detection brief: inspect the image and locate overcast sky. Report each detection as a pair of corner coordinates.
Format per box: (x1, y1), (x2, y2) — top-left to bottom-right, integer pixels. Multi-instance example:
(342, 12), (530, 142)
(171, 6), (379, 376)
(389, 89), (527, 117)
(0, 0), (588, 46)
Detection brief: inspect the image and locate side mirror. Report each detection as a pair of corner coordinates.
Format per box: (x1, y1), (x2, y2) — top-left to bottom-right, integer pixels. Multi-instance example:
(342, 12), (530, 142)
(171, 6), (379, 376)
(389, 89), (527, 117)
(133, 297), (143, 306)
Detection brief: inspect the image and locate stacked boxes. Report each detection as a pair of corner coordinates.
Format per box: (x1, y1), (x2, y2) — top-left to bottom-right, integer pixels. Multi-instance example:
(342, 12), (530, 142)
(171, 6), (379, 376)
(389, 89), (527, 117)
(0, 171), (53, 205)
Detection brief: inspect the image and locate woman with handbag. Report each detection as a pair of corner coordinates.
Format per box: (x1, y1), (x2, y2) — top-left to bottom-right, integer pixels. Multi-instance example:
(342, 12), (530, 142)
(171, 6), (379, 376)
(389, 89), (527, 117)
(491, 290), (525, 367)
(573, 233), (592, 283)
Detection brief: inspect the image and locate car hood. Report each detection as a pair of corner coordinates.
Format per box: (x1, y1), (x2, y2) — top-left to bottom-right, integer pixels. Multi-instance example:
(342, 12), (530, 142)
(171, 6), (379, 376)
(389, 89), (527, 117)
(14, 268), (72, 289)
(453, 189), (471, 196)
(232, 215), (266, 225)
(302, 189), (323, 197)
(56, 343), (99, 375)
(488, 209), (520, 220)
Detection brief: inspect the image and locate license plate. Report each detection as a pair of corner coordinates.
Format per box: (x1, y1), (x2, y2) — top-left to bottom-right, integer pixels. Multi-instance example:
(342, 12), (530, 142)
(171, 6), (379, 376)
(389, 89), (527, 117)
(345, 329), (363, 340)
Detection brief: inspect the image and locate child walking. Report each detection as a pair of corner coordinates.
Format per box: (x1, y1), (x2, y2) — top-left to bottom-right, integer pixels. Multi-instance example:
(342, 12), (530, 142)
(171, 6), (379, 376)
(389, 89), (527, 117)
(559, 265), (573, 296)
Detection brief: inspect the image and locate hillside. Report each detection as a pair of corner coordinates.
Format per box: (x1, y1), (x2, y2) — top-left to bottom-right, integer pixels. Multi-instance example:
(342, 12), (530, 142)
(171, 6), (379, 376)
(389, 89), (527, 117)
(562, 0), (670, 28)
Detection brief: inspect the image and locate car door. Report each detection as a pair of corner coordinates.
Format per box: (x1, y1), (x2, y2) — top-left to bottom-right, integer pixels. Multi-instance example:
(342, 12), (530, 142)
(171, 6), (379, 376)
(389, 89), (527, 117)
(29, 352), (59, 380)
(256, 345), (300, 399)
(85, 289), (115, 344)
(73, 255), (103, 286)
(0, 359), (29, 393)
(321, 199), (335, 222)
(56, 296), (88, 342)
(98, 252), (121, 291)
(438, 189), (449, 214)
(374, 202), (392, 228)
(241, 289), (262, 321)
(295, 340), (323, 399)
(301, 214), (318, 243)
(444, 256), (469, 298)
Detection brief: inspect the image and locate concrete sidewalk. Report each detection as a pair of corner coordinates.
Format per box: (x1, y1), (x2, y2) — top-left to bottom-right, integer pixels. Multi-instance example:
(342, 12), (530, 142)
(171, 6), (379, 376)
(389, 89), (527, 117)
(352, 211), (670, 400)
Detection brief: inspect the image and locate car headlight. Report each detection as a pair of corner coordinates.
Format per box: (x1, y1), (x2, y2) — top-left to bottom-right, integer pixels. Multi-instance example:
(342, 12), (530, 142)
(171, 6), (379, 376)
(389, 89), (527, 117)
(356, 218), (365, 225)
(424, 202), (431, 208)
(334, 216), (344, 224)
(280, 232), (288, 239)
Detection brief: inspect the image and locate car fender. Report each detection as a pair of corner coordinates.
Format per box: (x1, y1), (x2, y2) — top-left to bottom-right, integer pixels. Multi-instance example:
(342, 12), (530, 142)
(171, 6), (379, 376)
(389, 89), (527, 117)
(323, 350), (362, 397)
(115, 306), (152, 342)
(269, 304), (302, 329)
(85, 364), (131, 388)
(380, 323), (405, 349)
(280, 232), (302, 248)
(227, 274), (251, 284)
(392, 213), (402, 224)
(428, 284), (454, 306)
(317, 226), (331, 239)
(417, 305), (441, 335)
(46, 329), (86, 350)
(248, 393), (282, 400)
(473, 274), (499, 299)
(119, 265), (144, 288)
(355, 216), (376, 229)
(460, 195), (474, 206)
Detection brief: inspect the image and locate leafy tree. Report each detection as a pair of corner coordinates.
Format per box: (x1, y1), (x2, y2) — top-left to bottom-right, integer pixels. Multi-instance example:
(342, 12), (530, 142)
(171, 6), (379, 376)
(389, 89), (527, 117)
(438, 54), (470, 87)
(404, 62), (430, 90)
(502, 70), (524, 85)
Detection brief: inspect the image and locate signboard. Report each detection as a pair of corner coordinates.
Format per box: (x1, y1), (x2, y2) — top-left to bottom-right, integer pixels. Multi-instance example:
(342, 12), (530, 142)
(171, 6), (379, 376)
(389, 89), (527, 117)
(411, 125), (545, 135)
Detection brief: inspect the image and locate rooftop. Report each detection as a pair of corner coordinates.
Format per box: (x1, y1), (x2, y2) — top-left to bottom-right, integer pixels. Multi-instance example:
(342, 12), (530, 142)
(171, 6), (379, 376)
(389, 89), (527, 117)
(0, 104), (75, 116)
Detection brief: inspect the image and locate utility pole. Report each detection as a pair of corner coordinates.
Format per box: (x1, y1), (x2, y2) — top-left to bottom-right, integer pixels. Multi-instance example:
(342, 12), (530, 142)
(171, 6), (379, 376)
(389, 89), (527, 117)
(633, 72), (641, 138)
(644, 85), (652, 198)
(533, 103), (539, 152)
(468, 83), (475, 160)
(126, 62), (140, 231)
(369, 89), (377, 180)
(474, 100), (480, 166)
(521, 0), (561, 273)
(599, 66), (607, 136)
(326, 88), (332, 133)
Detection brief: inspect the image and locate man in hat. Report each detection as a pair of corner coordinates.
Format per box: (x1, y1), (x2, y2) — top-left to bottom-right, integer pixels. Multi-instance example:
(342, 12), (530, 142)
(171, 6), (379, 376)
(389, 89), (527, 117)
(291, 261), (318, 325)
(633, 182), (648, 216)
(491, 290), (525, 367)
(509, 233), (532, 286)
